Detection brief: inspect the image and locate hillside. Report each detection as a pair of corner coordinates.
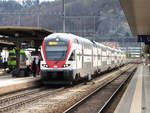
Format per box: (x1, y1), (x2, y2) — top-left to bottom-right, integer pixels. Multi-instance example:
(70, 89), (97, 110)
(0, 0), (137, 46)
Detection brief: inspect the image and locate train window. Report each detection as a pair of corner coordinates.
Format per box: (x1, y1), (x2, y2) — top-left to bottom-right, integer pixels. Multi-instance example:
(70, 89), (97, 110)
(20, 54), (26, 62)
(45, 45), (67, 61)
(69, 51), (75, 61)
(74, 39), (79, 44)
(8, 57), (16, 61)
(46, 46), (67, 51)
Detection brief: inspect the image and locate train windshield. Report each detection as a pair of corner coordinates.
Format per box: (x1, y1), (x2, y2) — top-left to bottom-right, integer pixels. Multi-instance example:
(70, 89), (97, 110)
(45, 45), (67, 61)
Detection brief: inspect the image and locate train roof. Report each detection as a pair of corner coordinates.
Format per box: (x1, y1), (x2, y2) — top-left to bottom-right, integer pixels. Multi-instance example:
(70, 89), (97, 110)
(45, 33), (93, 44)
(92, 41), (106, 48)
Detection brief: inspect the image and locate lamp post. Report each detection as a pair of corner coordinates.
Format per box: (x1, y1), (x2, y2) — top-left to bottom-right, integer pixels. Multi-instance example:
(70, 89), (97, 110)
(62, 0), (66, 32)
(37, 14), (40, 27)
(18, 15), (21, 26)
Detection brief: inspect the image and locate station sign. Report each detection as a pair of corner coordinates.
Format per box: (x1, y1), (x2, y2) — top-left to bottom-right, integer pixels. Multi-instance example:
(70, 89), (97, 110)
(48, 41), (58, 45)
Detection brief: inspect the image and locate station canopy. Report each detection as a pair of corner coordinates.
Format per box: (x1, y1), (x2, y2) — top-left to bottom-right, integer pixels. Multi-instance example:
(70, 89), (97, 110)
(0, 26), (53, 42)
(120, 0), (150, 35)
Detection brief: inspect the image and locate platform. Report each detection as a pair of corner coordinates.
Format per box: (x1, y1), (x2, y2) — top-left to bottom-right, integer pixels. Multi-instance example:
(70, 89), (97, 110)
(0, 69), (6, 76)
(0, 75), (40, 95)
(114, 64), (150, 113)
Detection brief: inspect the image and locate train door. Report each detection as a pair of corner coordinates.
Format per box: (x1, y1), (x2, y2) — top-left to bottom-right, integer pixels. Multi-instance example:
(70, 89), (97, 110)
(117, 52), (120, 65)
(97, 46), (102, 72)
(106, 49), (109, 65)
(102, 48), (107, 65)
(114, 51), (118, 65)
(76, 40), (82, 70)
(19, 51), (27, 69)
(88, 44), (93, 75)
(111, 51), (115, 67)
(107, 49), (111, 65)
(82, 43), (92, 77)
(93, 44), (97, 69)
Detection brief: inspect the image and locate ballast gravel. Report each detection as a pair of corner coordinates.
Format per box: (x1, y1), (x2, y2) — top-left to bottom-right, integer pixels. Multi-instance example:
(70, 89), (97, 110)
(7, 65), (132, 113)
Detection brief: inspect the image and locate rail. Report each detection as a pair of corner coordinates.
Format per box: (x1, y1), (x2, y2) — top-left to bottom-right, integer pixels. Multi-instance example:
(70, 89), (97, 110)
(63, 66), (137, 113)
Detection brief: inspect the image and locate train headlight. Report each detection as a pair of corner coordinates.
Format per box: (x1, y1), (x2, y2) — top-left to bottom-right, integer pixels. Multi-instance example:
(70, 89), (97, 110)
(42, 64), (49, 68)
(63, 64), (71, 68)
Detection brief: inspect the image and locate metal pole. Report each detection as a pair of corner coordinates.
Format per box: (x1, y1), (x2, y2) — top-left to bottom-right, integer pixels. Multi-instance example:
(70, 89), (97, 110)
(18, 15), (21, 26)
(94, 16), (96, 37)
(62, 0), (66, 32)
(37, 15), (40, 27)
(14, 41), (21, 76)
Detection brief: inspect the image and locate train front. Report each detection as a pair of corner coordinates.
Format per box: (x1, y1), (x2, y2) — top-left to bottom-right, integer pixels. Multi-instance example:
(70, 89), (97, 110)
(40, 34), (75, 84)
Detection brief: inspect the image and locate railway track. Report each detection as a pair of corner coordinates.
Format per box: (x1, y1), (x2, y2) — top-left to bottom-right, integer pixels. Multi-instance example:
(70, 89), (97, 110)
(63, 65), (137, 113)
(0, 87), (64, 113)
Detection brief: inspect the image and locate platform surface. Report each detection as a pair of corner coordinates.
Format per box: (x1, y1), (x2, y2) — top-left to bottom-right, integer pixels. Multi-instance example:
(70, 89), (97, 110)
(0, 69), (6, 76)
(0, 74), (40, 95)
(0, 76), (39, 86)
(114, 64), (150, 113)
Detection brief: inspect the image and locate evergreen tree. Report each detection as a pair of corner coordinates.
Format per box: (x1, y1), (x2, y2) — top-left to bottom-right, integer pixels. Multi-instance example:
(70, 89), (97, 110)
(22, 0), (33, 7)
(34, 0), (40, 5)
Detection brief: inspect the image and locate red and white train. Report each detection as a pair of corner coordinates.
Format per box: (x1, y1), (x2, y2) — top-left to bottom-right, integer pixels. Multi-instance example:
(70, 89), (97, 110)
(40, 33), (126, 84)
